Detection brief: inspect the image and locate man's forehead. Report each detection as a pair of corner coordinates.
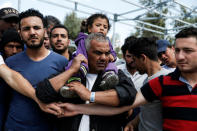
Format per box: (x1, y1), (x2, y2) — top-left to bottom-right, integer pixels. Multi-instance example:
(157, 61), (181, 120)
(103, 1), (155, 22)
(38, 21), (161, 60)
(20, 16), (43, 26)
(91, 39), (108, 46)
(175, 37), (197, 47)
(52, 28), (68, 34)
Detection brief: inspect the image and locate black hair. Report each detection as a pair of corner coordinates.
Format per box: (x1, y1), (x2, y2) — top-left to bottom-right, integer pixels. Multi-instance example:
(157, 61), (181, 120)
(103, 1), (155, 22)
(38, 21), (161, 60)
(128, 37), (158, 61)
(121, 36), (137, 56)
(19, 8), (44, 29)
(0, 29), (24, 58)
(44, 15), (61, 28)
(175, 27), (197, 40)
(86, 13), (111, 33)
(80, 19), (87, 33)
(50, 24), (69, 38)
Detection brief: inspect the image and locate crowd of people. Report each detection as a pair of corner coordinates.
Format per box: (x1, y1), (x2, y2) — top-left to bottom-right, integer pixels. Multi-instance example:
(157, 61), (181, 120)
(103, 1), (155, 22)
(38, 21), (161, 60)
(0, 6), (197, 131)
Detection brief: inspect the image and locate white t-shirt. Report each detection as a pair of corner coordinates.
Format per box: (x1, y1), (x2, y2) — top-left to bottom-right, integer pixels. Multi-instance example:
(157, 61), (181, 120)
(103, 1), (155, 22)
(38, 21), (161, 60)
(78, 73), (98, 131)
(0, 55), (5, 65)
(117, 64), (147, 91)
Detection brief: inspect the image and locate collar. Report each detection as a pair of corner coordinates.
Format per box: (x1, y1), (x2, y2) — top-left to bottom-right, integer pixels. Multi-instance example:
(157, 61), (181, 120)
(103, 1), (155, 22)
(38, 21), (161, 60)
(171, 68), (181, 80)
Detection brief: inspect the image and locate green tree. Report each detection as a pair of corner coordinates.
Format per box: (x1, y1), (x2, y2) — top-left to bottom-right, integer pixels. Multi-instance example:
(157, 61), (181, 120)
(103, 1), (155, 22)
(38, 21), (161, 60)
(64, 12), (82, 40)
(134, 0), (168, 39)
(174, 5), (197, 31)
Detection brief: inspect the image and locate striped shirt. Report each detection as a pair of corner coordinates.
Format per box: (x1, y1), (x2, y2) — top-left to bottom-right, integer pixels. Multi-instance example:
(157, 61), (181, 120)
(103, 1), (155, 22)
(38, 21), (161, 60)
(141, 68), (197, 131)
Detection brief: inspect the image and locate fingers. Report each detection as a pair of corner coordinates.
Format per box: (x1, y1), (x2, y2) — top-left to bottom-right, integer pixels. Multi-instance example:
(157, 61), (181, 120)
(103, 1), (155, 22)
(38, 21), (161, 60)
(124, 126), (134, 131)
(124, 123), (134, 131)
(76, 54), (88, 64)
(45, 103), (63, 116)
(56, 103), (79, 117)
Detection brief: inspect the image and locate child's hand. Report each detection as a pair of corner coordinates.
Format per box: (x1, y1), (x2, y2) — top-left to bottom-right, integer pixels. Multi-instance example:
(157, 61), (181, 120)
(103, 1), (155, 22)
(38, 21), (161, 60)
(109, 54), (115, 62)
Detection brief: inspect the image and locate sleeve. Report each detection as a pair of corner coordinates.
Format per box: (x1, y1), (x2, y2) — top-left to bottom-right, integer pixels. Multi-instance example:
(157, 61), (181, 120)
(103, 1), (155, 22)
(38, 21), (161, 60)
(35, 73), (62, 103)
(0, 55), (5, 66)
(35, 78), (61, 103)
(114, 69), (137, 106)
(108, 40), (117, 61)
(141, 77), (162, 102)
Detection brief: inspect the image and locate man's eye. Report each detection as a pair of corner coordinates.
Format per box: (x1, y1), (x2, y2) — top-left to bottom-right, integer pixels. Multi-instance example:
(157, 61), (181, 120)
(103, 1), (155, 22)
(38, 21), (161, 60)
(22, 27), (29, 31)
(52, 35), (57, 38)
(95, 51), (102, 55)
(33, 26), (41, 30)
(105, 52), (110, 56)
(184, 49), (193, 53)
(61, 35), (66, 38)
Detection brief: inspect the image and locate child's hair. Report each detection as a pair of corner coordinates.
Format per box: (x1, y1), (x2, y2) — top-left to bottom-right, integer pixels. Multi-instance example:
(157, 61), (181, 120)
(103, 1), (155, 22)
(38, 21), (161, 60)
(80, 19), (87, 33)
(86, 13), (111, 34)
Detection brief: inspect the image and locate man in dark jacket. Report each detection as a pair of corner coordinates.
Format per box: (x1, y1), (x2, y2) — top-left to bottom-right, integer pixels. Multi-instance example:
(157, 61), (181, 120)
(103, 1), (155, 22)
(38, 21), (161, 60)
(35, 33), (137, 131)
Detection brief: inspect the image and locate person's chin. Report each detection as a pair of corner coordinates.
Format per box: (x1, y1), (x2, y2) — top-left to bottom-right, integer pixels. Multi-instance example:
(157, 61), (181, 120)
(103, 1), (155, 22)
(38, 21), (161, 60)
(96, 67), (105, 72)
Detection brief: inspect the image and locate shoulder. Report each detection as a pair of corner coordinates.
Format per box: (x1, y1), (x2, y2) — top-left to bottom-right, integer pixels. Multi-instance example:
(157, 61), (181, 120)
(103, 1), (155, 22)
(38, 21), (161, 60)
(50, 51), (67, 60)
(5, 51), (25, 64)
(48, 51), (68, 66)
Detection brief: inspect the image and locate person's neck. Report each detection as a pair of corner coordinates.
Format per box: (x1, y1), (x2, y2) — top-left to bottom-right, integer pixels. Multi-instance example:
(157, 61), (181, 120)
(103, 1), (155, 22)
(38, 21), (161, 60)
(26, 45), (49, 61)
(168, 62), (177, 68)
(61, 49), (69, 60)
(127, 66), (137, 75)
(147, 60), (161, 77)
(181, 71), (197, 87)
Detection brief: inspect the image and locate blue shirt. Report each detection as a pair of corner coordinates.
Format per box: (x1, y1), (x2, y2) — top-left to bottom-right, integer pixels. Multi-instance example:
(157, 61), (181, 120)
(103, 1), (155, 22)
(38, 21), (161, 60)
(0, 51), (68, 131)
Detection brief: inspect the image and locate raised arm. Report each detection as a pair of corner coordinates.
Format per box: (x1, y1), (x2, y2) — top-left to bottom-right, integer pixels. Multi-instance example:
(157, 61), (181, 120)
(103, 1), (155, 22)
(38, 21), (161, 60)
(49, 54), (88, 92)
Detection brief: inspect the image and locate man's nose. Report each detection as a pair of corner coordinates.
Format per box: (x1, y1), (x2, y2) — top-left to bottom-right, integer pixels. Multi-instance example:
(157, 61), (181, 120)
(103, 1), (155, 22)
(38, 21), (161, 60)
(161, 53), (167, 59)
(29, 28), (36, 34)
(12, 47), (17, 54)
(10, 22), (17, 28)
(100, 54), (108, 61)
(176, 51), (185, 60)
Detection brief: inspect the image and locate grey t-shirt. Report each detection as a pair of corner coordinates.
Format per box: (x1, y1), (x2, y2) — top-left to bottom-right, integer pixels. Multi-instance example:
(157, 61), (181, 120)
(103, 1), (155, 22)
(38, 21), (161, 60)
(138, 68), (171, 131)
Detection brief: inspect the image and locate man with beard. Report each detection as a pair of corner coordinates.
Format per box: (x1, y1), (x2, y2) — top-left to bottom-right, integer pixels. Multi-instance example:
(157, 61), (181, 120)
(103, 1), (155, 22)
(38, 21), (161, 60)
(118, 36), (147, 91)
(118, 36), (147, 126)
(50, 24), (71, 60)
(0, 9), (68, 130)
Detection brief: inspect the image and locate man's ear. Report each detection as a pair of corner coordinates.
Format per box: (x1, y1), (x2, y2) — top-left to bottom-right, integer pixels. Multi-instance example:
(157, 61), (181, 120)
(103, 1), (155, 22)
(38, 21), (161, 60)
(171, 46), (175, 52)
(19, 30), (23, 40)
(140, 54), (146, 62)
(67, 39), (70, 46)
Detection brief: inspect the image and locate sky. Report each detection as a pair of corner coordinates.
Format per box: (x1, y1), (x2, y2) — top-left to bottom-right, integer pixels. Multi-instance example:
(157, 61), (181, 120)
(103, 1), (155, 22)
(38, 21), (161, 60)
(0, 0), (197, 47)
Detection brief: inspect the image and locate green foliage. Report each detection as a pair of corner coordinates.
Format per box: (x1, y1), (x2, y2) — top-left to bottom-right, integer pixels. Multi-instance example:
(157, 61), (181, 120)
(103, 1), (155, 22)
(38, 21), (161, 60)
(134, 0), (167, 39)
(115, 46), (122, 59)
(174, 5), (197, 30)
(64, 12), (82, 40)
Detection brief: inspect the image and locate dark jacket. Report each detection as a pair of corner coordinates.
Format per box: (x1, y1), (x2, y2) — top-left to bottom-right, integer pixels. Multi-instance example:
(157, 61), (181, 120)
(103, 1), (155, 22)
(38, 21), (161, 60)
(57, 69), (137, 131)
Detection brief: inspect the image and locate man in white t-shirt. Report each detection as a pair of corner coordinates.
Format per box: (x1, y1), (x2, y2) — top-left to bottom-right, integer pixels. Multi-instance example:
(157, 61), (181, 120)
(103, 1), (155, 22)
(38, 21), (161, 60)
(54, 33), (136, 131)
(118, 36), (147, 91)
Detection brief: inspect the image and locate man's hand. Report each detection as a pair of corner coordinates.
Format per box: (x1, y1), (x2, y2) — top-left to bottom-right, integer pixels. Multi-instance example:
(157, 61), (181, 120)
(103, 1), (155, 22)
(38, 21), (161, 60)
(37, 100), (63, 116)
(57, 103), (79, 117)
(70, 54), (88, 74)
(67, 81), (91, 101)
(124, 120), (135, 131)
(109, 54), (115, 62)
(124, 114), (139, 131)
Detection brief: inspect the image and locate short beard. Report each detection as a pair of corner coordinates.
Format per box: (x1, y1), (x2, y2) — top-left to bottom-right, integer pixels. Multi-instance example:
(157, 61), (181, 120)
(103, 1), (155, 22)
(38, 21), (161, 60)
(126, 63), (136, 70)
(51, 45), (68, 55)
(24, 38), (44, 49)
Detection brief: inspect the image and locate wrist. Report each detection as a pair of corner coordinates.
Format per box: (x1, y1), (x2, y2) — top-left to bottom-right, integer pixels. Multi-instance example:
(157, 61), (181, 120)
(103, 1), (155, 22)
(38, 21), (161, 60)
(89, 92), (95, 102)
